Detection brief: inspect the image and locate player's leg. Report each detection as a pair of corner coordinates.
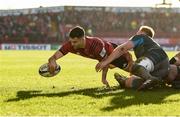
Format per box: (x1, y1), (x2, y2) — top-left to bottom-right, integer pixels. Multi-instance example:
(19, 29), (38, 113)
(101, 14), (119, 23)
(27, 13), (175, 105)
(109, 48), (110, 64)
(114, 57), (169, 90)
(168, 65), (180, 89)
(168, 52), (180, 82)
(150, 58), (170, 83)
(131, 57), (159, 81)
(130, 48), (169, 90)
(131, 57), (169, 90)
(139, 58), (169, 90)
(114, 73), (144, 89)
(165, 65), (178, 83)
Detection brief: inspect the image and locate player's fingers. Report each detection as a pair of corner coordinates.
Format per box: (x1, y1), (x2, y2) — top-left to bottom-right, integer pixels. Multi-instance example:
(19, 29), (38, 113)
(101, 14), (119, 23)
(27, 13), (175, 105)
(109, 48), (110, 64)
(103, 81), (110, 88)
(48, 63), (55, 74)
(95, 63), (101, 72)
(96, 69), (102, 72)
(97, 62), (107, 72)
(49, 67), (55, 74)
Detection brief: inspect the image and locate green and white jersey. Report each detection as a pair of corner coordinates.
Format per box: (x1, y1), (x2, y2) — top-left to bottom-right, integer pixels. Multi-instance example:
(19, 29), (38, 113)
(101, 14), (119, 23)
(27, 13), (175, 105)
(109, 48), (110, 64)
(130, 34), (168, 64)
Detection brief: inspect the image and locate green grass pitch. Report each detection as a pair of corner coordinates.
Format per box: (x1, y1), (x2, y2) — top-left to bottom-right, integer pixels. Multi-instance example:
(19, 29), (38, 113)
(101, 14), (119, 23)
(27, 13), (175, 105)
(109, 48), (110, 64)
(0, 50), (180, 116)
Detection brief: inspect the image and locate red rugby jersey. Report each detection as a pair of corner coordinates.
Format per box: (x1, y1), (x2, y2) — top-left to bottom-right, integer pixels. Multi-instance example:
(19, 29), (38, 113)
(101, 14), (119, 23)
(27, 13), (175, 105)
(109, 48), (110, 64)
(59, 36), (114, 61)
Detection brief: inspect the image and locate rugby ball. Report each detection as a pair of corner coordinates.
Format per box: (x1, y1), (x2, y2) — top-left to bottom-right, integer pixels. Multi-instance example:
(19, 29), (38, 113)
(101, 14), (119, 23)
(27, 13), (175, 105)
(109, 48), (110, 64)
(39, 63), (61, 77)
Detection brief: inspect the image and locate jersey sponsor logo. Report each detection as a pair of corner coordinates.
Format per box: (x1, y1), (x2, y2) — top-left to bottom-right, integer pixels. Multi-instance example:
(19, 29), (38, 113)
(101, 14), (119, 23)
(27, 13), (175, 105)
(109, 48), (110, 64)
(100, 47), (106, 57)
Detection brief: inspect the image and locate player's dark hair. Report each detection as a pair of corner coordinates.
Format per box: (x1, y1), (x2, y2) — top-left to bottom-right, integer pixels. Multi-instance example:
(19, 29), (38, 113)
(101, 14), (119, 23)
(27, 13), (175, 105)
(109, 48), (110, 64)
(139, 26), (155, 38)
(69, 26), (85, 39)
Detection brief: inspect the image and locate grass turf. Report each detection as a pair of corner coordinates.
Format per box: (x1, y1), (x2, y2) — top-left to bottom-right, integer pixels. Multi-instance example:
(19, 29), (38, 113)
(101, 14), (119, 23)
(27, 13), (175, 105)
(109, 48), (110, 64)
(0, 50), (180, 116)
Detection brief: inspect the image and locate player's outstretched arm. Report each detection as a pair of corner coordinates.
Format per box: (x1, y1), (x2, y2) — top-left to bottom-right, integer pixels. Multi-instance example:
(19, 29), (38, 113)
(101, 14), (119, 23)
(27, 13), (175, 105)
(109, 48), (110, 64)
(96, 40), (134, 72)
(48, 51), (64, 74)
(101, 66), (110, 88)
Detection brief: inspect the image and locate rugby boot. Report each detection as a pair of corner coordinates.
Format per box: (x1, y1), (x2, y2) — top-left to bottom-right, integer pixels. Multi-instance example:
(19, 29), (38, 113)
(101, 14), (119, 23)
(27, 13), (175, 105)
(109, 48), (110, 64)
(114, 73), (127, 88)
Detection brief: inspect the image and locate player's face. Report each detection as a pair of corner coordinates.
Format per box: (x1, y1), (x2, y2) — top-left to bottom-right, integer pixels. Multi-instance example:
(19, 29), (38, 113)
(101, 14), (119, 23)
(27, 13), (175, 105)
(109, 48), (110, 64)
(69, 37), (84, 49)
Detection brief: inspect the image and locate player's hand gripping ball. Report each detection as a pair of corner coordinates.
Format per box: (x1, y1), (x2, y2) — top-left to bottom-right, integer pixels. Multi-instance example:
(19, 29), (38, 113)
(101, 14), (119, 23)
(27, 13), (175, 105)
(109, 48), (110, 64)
(39, 63), (61, 77)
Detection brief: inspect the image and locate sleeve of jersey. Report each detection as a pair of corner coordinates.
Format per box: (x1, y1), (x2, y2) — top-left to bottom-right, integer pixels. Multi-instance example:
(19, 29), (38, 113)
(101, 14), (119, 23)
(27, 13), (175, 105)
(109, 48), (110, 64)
(130, 35), (144, 48)
(92, 40), (107, 58)
(59, 42), (72, 55)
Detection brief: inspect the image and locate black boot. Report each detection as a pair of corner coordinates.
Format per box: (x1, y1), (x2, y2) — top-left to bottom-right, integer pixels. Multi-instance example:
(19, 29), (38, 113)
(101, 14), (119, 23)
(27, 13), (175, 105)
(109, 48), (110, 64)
(114, 73), (126, 88)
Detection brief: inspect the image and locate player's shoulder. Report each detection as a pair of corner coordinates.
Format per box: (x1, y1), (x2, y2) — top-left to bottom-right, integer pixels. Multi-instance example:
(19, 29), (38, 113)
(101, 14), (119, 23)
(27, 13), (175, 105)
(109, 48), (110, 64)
(130, 34), (148, 41)
(86, 36), (103, 43)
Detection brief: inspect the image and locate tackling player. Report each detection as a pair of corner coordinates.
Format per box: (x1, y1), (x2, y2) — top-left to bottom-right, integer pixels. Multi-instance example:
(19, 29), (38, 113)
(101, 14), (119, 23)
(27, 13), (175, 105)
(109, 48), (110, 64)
(96, 25), (170, 91)
(114, 52), (180, 89)
(48, 26), (133, 87)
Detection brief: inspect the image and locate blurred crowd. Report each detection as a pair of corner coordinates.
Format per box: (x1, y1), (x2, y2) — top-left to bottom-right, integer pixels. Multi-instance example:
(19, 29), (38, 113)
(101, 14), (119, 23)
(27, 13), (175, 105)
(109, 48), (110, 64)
(0, 7), (180, 44)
